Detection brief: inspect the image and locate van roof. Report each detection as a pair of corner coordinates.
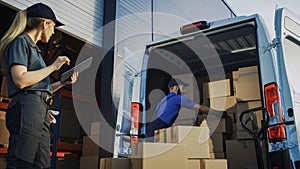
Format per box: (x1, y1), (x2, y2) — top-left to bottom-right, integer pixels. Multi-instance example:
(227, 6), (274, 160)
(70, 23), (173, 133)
(146, 14), (262, 49)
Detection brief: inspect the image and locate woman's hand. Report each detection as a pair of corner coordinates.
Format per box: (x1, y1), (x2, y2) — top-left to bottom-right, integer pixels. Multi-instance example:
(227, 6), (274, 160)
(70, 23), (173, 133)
(63, 72), (78, 86)
(51, 56), (70, 71)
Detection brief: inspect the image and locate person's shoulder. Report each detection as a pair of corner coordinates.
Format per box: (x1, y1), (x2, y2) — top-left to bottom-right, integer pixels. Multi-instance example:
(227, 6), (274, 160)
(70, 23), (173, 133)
(10, 34), (27, 45)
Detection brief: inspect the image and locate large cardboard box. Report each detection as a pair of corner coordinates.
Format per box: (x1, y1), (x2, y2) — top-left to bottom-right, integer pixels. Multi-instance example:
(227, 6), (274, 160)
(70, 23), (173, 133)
(207, 79), (231, 98)
(100, 158), (131, 169)
(165, 126), (210, 158)
(210, 96), (236, 113)
(225, 140), (258, 169)
(0, 111), (9, 145)
(131, 143), (187, 169)
(80, 156), (99, 169)
(236, 75), (261, 102)
(188, 159), (228, 169)
(82, 136), (100, 156)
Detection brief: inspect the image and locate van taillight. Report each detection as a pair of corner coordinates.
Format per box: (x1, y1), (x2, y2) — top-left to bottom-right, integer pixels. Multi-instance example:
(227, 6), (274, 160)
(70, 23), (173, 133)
(264, 83), (286, 139)
(131, 102), (142, 144)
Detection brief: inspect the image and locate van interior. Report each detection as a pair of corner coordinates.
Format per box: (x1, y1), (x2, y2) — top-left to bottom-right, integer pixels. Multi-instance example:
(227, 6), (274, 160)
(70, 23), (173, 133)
(145, 21), (260, 125)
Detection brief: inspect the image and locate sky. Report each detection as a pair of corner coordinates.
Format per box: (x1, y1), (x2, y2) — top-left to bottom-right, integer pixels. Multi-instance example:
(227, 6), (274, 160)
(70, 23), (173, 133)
(226, 0), (300, 38)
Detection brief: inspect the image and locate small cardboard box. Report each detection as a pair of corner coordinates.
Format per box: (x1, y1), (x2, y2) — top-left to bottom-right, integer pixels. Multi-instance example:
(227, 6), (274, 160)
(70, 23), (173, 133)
(207, 79), (231, 98)
(131, 143), (187, 169)
(82, 136), (100, 156)
(188, 159), (228, 169)
(236, 75), (261, 102)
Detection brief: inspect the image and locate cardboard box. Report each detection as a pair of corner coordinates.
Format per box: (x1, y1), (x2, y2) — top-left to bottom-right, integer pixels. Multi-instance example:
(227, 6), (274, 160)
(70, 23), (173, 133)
(225, 140), (258, 169)
(90, 122), (100, 136)
(0, 111), (9, 145)
(165, 126), (210, 158)
(82, 136), (100, 156)
(1, 76), (8, 98)
(207, 79), (231, 98)
(238, 66), (258, 76)
(236, 75), (261, 102)
(100, 158), (130, 169)
(80, 156), (99, 169)
(131, 143), (187, 169)
(210, 96), (236, 112)
(188, 159), (228, 169)
(154, 128), (166, 143)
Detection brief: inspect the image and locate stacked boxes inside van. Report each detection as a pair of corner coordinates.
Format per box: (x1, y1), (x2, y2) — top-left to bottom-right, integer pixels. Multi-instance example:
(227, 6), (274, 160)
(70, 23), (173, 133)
(132, 125), (227, 169)
(207, 65), (263, 169)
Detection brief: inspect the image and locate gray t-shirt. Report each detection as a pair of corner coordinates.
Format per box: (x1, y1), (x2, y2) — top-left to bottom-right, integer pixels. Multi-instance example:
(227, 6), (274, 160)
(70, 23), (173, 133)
(5, 33), (52, 97)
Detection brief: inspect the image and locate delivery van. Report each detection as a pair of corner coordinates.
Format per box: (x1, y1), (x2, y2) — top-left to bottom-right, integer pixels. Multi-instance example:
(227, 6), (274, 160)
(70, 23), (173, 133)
(114, 7), (300, 169)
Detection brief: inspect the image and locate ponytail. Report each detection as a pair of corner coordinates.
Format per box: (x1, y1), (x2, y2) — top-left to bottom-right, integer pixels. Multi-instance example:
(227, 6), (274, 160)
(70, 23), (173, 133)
(0, 10), (27, 73)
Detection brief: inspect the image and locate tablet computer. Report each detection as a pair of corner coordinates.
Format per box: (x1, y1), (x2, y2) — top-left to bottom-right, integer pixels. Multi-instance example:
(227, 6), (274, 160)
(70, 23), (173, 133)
(60, 57), (93, 82)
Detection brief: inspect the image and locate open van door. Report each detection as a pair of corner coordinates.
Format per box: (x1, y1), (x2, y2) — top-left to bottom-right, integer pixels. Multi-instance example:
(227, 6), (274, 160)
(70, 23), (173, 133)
(273, 7), (300, 168)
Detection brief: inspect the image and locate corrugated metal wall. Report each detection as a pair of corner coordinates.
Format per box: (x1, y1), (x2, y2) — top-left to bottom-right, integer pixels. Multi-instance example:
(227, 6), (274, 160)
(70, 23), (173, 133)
(0, 0), (104, 46)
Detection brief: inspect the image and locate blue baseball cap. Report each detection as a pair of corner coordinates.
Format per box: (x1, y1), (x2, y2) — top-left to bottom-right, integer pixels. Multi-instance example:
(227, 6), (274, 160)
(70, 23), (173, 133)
(168, 79), (189, 88)
(27, 3), (64, 27)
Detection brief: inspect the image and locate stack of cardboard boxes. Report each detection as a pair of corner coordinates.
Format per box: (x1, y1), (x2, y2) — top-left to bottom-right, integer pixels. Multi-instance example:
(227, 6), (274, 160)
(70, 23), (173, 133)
(225, 66), (263, 169)
(132, 125), (228, 169)
(204, 65), (262, 169)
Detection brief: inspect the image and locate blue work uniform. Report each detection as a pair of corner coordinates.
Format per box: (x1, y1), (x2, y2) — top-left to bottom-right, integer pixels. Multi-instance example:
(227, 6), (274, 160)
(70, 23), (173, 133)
(5, 33), (53, 168)
(146, 92), (195, 138)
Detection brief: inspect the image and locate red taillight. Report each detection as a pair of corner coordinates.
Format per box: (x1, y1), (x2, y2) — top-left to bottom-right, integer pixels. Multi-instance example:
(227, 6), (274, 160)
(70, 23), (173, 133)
(131, 102), (142, 144)
(264, 83), (286, 139)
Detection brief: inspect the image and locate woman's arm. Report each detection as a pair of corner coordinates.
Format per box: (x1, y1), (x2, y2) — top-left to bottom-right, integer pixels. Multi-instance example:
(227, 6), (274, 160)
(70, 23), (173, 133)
(10, 56), (70, 89)
(51, 72), (78, 93)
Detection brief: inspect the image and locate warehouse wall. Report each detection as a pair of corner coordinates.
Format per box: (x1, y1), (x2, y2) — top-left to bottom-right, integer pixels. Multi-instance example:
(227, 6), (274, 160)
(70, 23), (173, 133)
(0, 0), (104, 46)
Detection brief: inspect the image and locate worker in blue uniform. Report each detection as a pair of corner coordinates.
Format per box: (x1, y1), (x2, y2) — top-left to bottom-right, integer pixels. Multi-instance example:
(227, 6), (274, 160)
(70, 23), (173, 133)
(146, 78), (211, 139)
